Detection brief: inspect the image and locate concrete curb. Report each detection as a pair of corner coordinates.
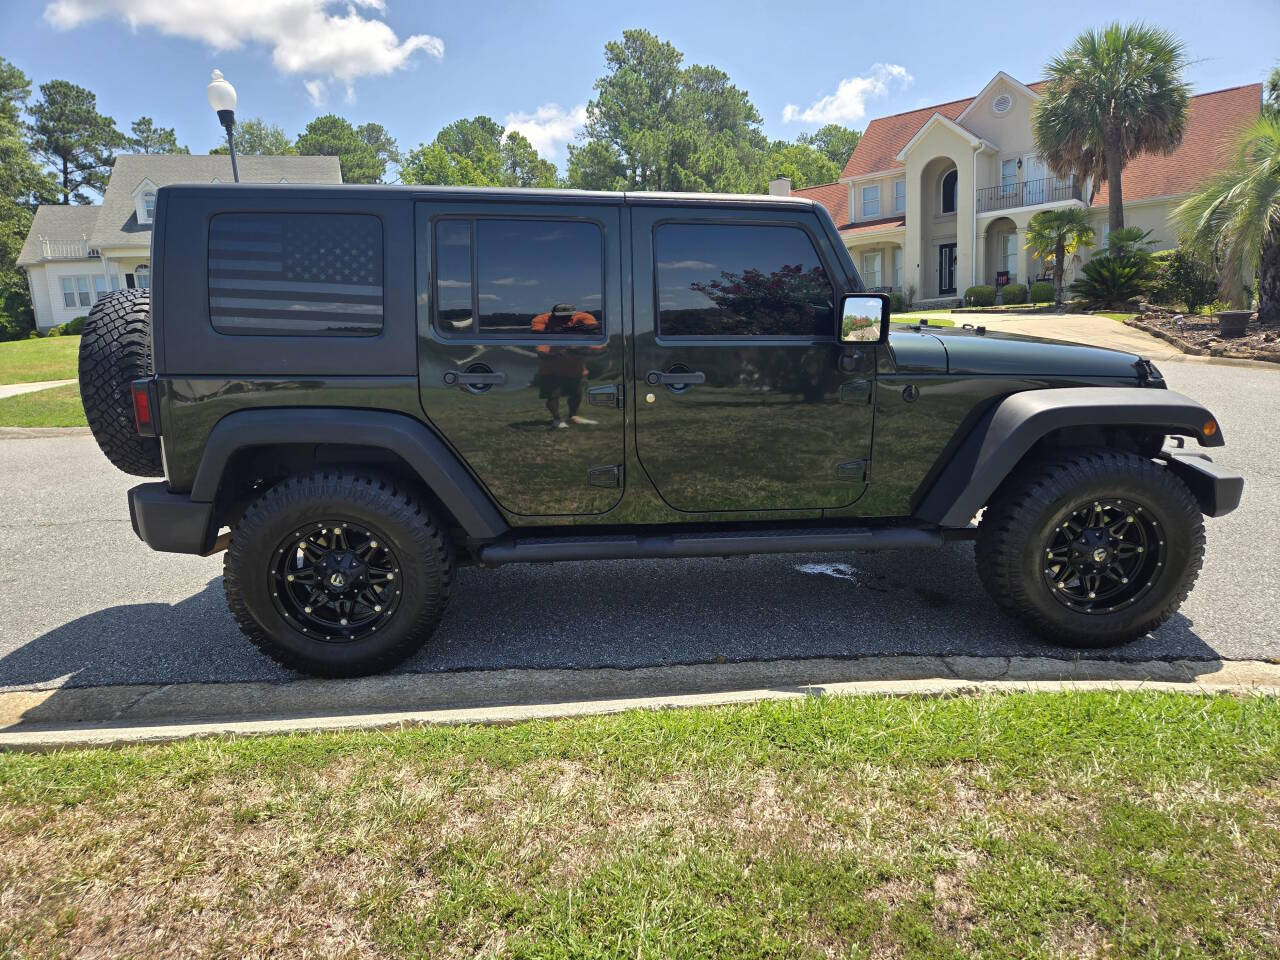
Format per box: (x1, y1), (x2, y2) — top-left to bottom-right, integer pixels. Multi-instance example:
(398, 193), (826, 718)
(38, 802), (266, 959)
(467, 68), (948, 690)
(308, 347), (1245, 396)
(4, 655), (1279, 751)
(0, 426), (92, 439)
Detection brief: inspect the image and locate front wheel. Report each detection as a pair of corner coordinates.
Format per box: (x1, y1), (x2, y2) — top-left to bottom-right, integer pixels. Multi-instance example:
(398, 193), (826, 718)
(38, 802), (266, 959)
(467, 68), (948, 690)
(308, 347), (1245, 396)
(224, 470), (453, 677)
(976, 450), (1205, 647)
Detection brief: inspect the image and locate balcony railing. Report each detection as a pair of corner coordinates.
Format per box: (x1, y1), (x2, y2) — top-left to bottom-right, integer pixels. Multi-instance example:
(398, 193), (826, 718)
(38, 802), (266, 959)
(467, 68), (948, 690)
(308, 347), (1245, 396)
(38, 236), (96, 260)
(976, 176), (1081, 214)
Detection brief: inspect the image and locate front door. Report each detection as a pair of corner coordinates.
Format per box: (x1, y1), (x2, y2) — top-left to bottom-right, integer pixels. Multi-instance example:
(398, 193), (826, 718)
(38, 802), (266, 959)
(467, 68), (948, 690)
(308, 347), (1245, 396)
(415, 201), (626, 518)
(630, 207), (875, 513)
(939, 243), (957, 295)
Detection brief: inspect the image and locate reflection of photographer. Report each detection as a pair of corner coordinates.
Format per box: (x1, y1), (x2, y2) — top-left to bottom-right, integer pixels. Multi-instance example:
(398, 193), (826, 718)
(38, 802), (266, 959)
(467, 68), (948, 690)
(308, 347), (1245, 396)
(531, 303), (603, 430)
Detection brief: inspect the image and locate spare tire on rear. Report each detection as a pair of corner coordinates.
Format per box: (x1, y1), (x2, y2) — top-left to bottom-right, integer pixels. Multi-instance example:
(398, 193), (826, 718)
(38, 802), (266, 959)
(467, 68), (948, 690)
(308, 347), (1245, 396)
(78, 290), (164, 477)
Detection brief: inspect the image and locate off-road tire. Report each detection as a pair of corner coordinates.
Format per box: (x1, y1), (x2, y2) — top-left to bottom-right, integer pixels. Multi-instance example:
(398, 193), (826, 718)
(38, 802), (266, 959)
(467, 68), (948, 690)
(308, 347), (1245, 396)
(78, 290), (163, 477)
(224, 470), (454, 677)
(975, 450), (1205, 647)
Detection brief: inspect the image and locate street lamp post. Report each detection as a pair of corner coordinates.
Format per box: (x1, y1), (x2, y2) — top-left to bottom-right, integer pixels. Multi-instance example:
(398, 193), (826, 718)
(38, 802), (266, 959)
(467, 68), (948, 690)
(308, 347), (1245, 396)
(206, 69), (239, 183)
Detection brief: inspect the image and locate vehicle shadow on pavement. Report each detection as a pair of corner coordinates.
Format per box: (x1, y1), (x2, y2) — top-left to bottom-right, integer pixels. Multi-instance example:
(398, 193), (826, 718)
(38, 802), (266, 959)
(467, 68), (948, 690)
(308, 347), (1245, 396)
(0, 546), (1230, 704)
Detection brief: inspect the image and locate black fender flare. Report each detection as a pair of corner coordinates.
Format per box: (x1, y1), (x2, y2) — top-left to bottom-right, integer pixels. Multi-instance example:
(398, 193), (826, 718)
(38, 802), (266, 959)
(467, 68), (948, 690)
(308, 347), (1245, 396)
(914, 387), (1224, 528)
(190, 408), (509, 540)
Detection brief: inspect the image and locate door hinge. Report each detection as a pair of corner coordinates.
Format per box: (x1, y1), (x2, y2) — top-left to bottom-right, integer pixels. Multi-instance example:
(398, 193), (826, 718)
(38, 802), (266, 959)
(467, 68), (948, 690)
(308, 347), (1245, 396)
(587, 464), (622, 488)
(840, 379), (873, 403)
(588, 383), (623, 409)
(835, 459), (869, 483)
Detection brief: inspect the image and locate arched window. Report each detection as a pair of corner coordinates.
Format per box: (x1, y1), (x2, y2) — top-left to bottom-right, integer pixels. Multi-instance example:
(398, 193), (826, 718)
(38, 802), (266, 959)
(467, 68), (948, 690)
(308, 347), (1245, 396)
(134, 264), (150, 289)
(941, 169), (958, 214)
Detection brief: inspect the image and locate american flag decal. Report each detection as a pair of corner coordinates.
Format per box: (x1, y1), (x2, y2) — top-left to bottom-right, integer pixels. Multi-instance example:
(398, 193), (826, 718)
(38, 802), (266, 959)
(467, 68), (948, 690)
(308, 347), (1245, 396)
(208, 213), (383, 336)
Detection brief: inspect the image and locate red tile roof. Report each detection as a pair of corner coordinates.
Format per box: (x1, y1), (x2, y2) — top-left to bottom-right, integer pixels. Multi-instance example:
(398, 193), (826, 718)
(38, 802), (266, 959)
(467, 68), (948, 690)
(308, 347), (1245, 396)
(1091, 83), (1262, 206)
(841, 216), (906, 236)
(793, 180), (848, 226)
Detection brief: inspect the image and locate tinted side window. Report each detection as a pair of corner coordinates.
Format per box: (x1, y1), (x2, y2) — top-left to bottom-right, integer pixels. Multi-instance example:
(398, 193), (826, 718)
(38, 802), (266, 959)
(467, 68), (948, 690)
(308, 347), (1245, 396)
(208, 213), (382, 336)
(655, 223), (834, 338)
(432, 218), (604, 339)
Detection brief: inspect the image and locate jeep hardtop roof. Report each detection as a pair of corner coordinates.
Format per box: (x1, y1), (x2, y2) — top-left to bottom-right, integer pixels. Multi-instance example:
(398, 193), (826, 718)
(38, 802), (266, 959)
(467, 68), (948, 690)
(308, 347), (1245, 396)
(156, 181), (823, 211)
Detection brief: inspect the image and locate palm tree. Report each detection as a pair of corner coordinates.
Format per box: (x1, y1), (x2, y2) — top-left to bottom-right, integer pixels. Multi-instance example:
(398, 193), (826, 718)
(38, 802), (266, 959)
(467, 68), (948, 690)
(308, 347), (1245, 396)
(1033, 22), (1190, 232)
(1025, 208), (1096, 304)
(1174, 115), (1280, 325)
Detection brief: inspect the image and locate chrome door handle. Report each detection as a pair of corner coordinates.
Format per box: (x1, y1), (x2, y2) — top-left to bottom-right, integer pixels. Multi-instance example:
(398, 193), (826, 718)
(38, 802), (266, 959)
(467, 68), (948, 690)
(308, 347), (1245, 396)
(443, 370), (506, 387)
(645, 370), (705, 387)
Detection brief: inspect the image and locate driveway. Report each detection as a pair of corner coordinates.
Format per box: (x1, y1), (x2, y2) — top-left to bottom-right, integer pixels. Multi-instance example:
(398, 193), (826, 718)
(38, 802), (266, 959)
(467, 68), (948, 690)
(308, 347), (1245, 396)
(0, 356), (1275, 692)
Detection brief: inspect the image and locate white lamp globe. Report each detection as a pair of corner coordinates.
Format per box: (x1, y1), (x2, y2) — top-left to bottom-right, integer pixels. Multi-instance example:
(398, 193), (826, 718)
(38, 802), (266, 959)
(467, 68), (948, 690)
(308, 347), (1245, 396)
(206, 70), (237, 113)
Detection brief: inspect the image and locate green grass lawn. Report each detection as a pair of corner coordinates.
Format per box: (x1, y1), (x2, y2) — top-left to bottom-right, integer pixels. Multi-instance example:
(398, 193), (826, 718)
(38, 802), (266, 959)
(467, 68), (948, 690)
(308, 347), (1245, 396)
(3, 691), (1278, 958)
(0, 335), (80, 384)
(0, 382), (87, 427)
(1098, 312), (1139, 323)
(891, 309), (956, 328)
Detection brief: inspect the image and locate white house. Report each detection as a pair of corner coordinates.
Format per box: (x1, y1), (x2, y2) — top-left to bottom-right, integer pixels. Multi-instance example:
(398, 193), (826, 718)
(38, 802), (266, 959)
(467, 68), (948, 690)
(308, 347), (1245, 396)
(18, 154), (343, 332)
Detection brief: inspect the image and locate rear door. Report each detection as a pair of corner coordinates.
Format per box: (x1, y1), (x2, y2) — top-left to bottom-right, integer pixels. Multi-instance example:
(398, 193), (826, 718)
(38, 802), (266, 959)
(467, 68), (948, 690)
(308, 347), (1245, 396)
(631, 206), (875, 513)
(415, 200), (625, 518)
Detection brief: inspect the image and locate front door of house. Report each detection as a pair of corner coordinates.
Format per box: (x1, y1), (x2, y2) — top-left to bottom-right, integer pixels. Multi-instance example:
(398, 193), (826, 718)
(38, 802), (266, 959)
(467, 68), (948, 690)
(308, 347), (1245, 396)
(939, 243), (957, 295)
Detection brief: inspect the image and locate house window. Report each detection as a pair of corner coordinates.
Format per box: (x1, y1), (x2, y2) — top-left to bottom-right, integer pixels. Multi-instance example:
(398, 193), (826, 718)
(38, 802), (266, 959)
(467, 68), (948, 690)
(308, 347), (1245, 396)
(893, 180), (905, 213)
(861, 185), (880, 219)
(1001, 233), (1018, 279)
(862, 251), (882, 289)
(892, 247), (903, 289)
(134, 265), (150, 290)
(61, 275), (91, 308)
(93, 275), (110, 302)
(941, 169), (958, 214)
(142, 191), (157, 222)
(1001, 159), (1018, 195)
(654, 222), (833, 338)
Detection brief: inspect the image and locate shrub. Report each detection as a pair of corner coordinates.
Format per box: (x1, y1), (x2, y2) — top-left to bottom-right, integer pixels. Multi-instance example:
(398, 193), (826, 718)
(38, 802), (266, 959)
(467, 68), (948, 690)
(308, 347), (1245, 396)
(1069, 253), (1151, 306)
(26, 329), (38, 339)
(1029, 281), (1054, 303)
(1148, 248), (1218, 313)
(45, 326), (62, 337)
(964, 285), (996, 307)
(889, 290), (906, 312)
(64, 316), (87, 335)
(1001, 282), (1028, 305)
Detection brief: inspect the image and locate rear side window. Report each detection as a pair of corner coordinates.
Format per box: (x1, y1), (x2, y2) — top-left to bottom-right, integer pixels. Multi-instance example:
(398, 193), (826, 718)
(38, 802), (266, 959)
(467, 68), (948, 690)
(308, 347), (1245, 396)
(432, 218), (604, 339)
(655, 222), (834, 338)
(208, 213), (383, 336)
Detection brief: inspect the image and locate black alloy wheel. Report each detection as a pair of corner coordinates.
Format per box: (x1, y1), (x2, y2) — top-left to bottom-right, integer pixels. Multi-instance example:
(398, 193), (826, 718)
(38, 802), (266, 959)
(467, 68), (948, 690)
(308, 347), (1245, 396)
(271, 520), (403, 642)
(1041, 498), (1165, 614)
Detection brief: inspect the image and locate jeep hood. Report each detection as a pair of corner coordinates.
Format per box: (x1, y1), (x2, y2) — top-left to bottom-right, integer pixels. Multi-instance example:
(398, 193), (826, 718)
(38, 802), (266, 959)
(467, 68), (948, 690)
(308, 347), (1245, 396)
(887, 327), (1144, 378)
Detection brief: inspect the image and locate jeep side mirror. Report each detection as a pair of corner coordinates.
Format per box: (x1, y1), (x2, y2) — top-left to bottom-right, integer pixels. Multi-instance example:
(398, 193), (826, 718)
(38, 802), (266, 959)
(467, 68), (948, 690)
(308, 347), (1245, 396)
(840, 293), (891, 344)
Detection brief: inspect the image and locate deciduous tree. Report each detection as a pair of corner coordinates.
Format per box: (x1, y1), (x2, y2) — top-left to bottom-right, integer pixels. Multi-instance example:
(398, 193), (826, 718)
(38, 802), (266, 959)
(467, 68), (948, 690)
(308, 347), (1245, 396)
(400, 116), (557, 187)
(296, 115), (387, 183)
(797, 124), (860, 169)
(210, 117), (296, 156)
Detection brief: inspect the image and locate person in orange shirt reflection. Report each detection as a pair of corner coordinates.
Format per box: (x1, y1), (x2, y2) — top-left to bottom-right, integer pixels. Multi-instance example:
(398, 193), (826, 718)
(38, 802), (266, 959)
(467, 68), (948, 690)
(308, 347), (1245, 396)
(531, 303), (602, 429)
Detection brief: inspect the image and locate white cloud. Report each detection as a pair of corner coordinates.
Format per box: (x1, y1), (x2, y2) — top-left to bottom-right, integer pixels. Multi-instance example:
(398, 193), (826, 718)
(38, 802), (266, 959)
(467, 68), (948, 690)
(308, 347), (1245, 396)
(304, 79), (327, 107)
(783, 63), (913, 125)
(44, 0), (443, 103)
(503, 103), (587, 160)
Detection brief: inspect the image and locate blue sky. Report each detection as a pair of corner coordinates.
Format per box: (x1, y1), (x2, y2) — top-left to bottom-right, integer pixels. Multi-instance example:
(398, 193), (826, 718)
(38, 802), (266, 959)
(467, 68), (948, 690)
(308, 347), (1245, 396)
(3, 0), (1277, 176)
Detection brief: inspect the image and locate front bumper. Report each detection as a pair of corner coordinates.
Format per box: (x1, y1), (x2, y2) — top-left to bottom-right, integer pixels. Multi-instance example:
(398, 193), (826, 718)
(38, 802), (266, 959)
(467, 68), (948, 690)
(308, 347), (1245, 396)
(1160, 449), (1244, 518)
(128, 482), (216, 554)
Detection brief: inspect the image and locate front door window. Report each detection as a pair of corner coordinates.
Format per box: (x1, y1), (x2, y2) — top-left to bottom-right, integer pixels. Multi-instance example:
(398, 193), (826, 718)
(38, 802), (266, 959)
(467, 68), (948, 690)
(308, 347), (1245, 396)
(939, 243), (957, 295)
(1001, 233), (1018, 281)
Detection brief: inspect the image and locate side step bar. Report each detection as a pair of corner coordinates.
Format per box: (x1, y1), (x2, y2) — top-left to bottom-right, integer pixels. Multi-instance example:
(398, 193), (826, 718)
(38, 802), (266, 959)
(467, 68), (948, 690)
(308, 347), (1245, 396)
(478, 526), (945, 566)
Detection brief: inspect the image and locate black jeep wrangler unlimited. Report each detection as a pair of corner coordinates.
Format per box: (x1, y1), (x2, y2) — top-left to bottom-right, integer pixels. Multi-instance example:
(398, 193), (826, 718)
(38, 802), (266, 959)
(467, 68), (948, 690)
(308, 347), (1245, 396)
(78, 184), (1243, 677)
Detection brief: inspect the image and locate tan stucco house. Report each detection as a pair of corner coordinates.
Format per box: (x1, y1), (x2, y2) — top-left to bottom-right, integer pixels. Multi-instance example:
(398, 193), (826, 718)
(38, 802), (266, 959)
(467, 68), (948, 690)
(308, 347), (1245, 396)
(17, 154), (342, 332)
(783, 73), (1262, 306)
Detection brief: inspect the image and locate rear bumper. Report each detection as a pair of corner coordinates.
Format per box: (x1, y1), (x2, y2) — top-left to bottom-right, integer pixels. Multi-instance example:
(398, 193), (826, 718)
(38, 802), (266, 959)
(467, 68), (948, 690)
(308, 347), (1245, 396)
(1161, 450), (1244, 518)
(127, 482), (216, 554)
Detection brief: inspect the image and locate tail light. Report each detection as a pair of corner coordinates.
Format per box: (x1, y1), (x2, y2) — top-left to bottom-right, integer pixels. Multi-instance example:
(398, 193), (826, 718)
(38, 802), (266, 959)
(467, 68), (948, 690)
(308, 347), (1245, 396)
(131, 379), (158, 436)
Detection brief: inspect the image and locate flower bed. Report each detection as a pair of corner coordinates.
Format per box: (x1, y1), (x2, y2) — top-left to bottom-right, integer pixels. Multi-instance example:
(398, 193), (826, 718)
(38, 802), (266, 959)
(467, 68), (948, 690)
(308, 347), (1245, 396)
(1125, 310), (1280, 363)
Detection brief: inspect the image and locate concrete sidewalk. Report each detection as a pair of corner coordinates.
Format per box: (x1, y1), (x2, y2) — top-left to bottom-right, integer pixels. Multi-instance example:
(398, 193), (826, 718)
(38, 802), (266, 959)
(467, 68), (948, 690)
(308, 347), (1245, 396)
(0, 378), (76, 400)
(4, 654), (1278, 751)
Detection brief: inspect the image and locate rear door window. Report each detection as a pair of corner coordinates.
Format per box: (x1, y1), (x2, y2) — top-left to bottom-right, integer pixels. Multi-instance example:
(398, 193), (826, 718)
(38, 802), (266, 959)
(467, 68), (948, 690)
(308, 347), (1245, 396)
(431, 218), (604, 339)
(655, 222), (834, 338)
(208, 212), (383, 336)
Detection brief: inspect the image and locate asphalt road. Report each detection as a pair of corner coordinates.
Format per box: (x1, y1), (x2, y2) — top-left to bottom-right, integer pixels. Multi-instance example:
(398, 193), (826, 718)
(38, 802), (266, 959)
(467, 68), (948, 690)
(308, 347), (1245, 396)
(2, 358), (1276, 691)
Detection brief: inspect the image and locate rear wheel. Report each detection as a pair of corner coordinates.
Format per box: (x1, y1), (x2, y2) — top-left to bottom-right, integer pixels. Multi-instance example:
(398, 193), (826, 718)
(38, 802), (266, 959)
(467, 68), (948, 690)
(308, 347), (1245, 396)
(224, 470), (453, 677)
(78, 290), (163, 477)
(976, 450), (1205, 647)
